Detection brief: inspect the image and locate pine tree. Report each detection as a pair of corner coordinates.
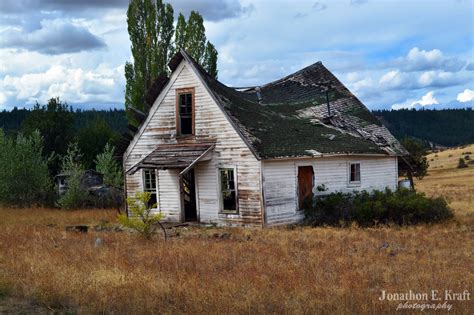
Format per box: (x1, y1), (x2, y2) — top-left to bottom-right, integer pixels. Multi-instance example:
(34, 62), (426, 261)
(95, 143), (123, 188)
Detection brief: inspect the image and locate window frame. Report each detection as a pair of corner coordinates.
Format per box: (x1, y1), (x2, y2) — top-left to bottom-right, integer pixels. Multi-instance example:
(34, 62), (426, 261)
(347, 162), (361, 186)
(142, 169), (158, 209)
(218, 167), (238, 214)
(175, 87), (195, 136)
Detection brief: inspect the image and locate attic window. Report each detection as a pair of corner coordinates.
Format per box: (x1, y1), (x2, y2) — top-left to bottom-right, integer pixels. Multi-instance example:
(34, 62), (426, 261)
(176, 88), (195, 135)
(348, 163), (361, 185)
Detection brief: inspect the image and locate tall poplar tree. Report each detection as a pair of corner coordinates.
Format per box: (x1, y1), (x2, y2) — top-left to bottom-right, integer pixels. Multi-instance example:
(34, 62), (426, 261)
(204, 42), (218, 78)
(185, 11), (206, 64)
(125, 1), (218, 126)
(174, 13), (187, 54)
(174, 11), (218, 77)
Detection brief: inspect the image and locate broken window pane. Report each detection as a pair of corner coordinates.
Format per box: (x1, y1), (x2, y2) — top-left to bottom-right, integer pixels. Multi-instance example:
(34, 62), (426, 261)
(220, 168), (237, 212)
(143, 169), (157, 208)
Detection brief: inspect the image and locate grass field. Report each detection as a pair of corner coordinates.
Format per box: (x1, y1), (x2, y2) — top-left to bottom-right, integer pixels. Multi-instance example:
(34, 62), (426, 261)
(0, 146), (473, 314)
(415, 144), (474, 224)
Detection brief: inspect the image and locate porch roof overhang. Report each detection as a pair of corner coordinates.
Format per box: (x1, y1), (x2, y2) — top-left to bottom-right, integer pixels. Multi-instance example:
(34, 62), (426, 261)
(126, 143), (215, 175)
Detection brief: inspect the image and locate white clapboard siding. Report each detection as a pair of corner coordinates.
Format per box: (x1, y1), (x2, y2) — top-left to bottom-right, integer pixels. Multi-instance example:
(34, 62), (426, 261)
(263, 156), (398, 226)
(124, 61), (262, 226)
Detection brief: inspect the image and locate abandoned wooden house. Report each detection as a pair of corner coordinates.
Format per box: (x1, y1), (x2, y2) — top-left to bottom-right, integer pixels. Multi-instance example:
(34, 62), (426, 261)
(123, 50), (407, 226)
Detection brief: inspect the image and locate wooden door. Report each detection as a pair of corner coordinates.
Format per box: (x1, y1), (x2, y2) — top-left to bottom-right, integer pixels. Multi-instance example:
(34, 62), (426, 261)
(298, 166), (314, 210)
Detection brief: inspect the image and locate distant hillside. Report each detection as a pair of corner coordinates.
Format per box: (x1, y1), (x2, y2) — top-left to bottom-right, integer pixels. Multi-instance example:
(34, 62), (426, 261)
(373, 108), (474, 147)
(1, 107), (472, 147)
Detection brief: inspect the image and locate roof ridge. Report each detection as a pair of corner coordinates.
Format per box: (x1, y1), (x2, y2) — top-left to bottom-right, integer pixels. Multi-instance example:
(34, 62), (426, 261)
(259, 61), (324, 88)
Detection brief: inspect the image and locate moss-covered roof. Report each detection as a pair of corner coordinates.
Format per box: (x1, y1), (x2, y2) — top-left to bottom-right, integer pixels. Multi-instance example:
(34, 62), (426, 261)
(172, 50), (407, 159)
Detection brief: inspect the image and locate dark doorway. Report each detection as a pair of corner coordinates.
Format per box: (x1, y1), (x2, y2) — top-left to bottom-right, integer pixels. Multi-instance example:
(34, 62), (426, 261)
(298, 166), (314, 210)
(181, 169), (197, 221)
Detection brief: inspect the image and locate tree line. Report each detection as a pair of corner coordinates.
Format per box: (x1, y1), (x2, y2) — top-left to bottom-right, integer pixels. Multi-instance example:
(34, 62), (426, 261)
(374, 108), (474, 147)
(3, 107), (472, 152)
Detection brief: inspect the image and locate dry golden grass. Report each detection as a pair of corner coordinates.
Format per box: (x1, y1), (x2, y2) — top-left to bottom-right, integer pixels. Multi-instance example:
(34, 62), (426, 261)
(416, 144), (474, 222)
(0, 146), (473, 314)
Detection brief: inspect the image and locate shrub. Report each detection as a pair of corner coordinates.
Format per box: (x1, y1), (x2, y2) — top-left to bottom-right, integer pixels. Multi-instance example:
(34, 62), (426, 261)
(464, 155), (470, 160)
(118, 192), (165, 239)
(457, 158), (468, 169)
(0, 129), (53, 206)
(57, 143), (89, 209)
(304, 189), (453, 227)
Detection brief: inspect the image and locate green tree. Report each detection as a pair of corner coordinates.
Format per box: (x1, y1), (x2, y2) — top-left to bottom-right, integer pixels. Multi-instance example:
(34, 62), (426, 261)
(118, 192), (165, 239)
(22, 97), (74, 175)
(95, 143), (123, 187)
(125, 1), (218, 126)
(77, 118), (119, 169)
(399, 137), (429, 190)
(156, 0), (174, 74)
(57, 143), (89, 210)
(185, 11), (206, 64)
(0, 130), (53, 206)
(174, 11), (218, 77)
(174, 13), (187, 53)
(125, 0), (175, 125)
(203, 41), (218, 78)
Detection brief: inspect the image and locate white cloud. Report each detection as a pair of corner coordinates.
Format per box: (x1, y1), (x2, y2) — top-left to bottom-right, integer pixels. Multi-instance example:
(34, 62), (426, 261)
(456, 89), (474, 103)
(391, 91), (439, 110)
(414, 91), (439, 106)
(312, 2), (327, 11)
(379, 70), (403, 89)
(0, 63), (124, 108)
(407, 47), (443, 65)
(0, 19), (105, 54)
(389, 47), (466, 72)
(377, 68), (468, 92)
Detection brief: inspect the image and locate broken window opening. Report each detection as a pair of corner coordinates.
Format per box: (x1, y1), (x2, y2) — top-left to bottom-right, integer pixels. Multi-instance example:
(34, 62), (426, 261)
(143, 169), (157, 208)
(220, 168), (237, 213)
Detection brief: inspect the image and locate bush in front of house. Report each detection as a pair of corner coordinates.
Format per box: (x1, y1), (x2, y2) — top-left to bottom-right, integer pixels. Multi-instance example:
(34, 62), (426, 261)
(118, 192), (165, 239)
(304, 188), (453, 227)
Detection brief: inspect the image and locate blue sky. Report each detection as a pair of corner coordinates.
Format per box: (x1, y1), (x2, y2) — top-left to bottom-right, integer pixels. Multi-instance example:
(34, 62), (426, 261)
(0, 0), (473, 111)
